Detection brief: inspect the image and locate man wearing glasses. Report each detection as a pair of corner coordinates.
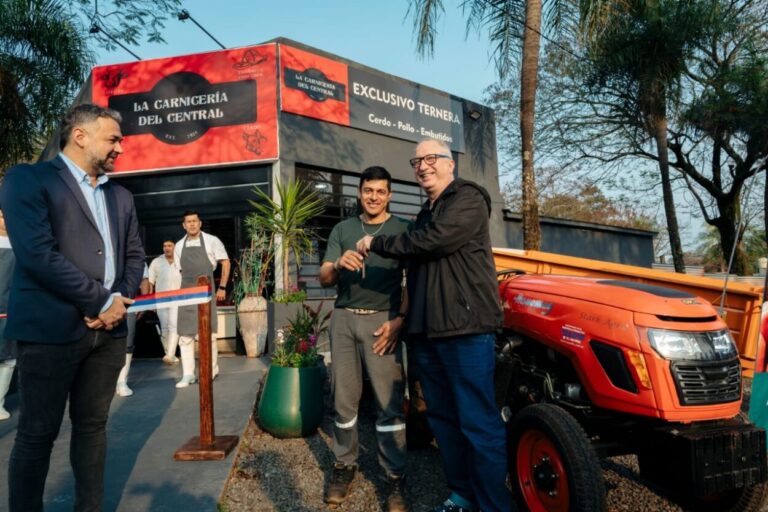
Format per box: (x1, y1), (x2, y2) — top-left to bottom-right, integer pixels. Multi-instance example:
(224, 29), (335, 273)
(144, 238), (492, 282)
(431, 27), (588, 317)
(357, 139), (510, 512)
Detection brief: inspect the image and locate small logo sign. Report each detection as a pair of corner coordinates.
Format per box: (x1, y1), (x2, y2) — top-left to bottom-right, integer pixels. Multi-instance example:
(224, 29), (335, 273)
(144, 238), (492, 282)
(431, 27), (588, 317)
(100, 69), (127, 89)
(513, 294), (553, 316)
(242, 127), (267, 154)
(284, 67), (346, 102)
(234, 49), (267, 69)
(561, 324), (586, 346)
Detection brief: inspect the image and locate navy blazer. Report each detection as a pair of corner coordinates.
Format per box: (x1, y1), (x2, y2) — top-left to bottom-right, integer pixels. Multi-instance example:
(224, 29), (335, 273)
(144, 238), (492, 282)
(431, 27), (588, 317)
(0, 156), (145, 343)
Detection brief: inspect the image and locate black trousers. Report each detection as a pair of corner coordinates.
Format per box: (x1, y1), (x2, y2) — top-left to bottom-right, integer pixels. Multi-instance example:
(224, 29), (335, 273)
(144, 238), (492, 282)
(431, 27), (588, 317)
(9, 331), (125, 512)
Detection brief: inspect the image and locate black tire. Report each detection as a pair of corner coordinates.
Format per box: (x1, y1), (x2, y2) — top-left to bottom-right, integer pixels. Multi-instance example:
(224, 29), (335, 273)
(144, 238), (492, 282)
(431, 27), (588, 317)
(509, 403), (606, 512)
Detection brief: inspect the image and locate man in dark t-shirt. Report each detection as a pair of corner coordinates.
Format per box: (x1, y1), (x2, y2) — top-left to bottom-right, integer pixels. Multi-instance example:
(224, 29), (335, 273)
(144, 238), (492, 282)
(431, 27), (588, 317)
(319, 166), (410, 512)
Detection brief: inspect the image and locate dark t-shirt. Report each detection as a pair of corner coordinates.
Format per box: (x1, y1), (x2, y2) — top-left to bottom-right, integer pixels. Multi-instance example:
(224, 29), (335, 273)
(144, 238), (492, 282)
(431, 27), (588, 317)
(323, 215), (411, 310)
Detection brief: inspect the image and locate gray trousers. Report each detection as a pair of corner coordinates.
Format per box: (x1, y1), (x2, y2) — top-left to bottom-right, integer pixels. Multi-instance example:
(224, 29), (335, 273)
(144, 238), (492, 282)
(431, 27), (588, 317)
(330, 309), (406, 476)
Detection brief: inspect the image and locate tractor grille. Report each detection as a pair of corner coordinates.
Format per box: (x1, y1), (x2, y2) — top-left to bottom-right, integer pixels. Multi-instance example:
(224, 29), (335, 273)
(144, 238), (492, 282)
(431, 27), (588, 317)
(670, 359), (741, 405)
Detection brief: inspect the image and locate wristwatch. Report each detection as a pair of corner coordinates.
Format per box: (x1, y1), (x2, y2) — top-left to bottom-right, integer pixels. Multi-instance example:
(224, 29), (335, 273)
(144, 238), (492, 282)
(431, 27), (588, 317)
(218, 285), (226, 291)
(395, 312), (406, 319)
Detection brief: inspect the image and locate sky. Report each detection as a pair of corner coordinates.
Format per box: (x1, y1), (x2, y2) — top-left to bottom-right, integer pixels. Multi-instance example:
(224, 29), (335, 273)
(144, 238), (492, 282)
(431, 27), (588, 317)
(88, 1), (714, 254)
(93, 0), (499, 106)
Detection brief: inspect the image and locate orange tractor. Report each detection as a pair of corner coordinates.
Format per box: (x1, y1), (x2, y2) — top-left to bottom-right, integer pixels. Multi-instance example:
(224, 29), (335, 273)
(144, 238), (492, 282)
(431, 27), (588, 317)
(496, 272), (768, 511)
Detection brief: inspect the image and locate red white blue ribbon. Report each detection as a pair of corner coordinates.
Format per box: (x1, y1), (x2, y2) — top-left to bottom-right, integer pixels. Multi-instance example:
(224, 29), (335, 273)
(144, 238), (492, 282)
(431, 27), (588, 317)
(127, 286), (211, 313)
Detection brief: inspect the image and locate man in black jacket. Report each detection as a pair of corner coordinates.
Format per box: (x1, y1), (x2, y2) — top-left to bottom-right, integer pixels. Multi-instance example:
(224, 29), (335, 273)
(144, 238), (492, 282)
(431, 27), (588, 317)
(357, 139), (510, 512)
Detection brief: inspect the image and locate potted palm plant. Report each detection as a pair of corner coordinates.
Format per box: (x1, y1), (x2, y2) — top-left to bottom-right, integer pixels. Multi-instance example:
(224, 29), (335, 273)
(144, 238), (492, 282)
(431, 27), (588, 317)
(257, 301), (331, 438)
(248, 179), (325, 351)
(233, 216), (273, 357)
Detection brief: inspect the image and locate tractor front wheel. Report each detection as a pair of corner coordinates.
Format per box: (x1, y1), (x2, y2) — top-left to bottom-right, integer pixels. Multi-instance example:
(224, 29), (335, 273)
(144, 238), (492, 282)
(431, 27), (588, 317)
(509, 404), (606, 512)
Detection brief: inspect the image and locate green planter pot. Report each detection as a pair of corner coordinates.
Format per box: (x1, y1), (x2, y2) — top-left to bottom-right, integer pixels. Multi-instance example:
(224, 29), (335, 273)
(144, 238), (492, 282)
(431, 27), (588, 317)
(257, 364), (324, 438)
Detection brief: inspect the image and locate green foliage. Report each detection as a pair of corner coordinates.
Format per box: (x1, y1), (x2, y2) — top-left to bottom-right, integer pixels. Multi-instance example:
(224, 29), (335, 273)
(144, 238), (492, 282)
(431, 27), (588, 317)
(233, 217), (272, 305)
(270, 288), (307, 304)
(582, 0), (716, 128)
(248, 180), (326, 292)
(72, 0), (182, 50)
(272, 302), (330, 368)
(696, 225), (767, 274)
(501, 168), (658, 231)
(0, 0), (185, 170)
(407, 0), (576, 77)
(0, 0), (92, 169)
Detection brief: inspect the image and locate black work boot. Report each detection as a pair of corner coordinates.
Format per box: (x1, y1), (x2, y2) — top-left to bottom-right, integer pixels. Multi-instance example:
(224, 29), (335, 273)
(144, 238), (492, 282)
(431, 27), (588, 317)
(324, 463), (356, 505)
(386, 474), (408, 512)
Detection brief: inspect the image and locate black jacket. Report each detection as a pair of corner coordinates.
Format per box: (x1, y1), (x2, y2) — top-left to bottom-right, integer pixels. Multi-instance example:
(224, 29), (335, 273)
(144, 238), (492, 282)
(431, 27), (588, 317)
(371, 178), (502, 338)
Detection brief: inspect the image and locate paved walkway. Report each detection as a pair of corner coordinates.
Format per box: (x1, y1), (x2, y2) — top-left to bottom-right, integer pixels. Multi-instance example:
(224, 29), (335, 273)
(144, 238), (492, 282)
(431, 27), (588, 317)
(0, 354), (267, 512)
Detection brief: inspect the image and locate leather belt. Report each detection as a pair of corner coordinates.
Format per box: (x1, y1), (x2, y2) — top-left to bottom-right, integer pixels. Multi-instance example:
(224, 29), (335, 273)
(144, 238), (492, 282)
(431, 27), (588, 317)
(344, 308), (379, 315)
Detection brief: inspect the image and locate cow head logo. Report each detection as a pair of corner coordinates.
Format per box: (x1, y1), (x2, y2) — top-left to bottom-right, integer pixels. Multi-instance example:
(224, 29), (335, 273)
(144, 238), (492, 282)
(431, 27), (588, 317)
(243, 127), (268, 154)
(100, 69), (127, 89)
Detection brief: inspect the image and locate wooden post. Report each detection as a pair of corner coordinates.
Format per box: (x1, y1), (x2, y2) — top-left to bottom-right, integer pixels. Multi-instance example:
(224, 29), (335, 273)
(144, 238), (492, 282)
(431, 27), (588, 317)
(174, 276), (239, 461)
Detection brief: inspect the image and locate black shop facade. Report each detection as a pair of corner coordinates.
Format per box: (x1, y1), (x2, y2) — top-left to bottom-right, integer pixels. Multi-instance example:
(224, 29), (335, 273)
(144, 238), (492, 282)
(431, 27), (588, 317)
(40, 38), (504, 351)
(78, 38), (505, 305)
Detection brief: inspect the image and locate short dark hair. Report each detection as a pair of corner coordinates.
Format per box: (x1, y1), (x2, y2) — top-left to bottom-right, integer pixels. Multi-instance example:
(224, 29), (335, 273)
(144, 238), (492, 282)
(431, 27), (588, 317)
(59, 104), (122, 149)
(163, 239), (175, 245)
(182, 210), (200, 220)
(359, 166), (392, 191)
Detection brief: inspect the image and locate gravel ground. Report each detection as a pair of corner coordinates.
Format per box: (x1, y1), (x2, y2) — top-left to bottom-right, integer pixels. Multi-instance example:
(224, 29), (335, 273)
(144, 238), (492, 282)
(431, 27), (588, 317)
(219, 377), (757, 511)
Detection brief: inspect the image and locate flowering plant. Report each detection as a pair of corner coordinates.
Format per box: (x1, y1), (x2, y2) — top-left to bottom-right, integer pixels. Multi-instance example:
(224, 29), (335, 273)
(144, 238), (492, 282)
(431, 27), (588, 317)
(272, 301), (330, 368)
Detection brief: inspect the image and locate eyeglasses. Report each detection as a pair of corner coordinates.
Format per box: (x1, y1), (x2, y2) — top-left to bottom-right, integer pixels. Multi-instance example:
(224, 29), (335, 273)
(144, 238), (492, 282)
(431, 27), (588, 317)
(409, 153), (452, 169)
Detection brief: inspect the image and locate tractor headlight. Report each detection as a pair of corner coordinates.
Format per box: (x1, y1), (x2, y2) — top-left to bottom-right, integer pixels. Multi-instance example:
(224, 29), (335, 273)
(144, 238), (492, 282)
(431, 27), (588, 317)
(647, 328), (738, 361)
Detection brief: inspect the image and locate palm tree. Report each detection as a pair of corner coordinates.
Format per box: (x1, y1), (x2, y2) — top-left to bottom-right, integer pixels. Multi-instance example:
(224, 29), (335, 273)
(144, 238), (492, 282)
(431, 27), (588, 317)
(0, 0), (92, 170)
(248, 180), (326, 292)
(408, 0), (575, 250)
(580, 0), (716, 272)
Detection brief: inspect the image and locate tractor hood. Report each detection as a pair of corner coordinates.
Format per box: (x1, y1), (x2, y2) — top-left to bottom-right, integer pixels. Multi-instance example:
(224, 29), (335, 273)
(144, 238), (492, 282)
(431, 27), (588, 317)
(501, 274), (718, 320)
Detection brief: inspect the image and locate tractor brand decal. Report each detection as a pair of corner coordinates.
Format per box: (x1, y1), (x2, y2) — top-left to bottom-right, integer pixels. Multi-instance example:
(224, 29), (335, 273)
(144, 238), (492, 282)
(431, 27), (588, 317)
(579, 312), (629, 331)
(561, 324), (586, 346)
(513, 294), (553, 315)
(681, 298), (701, 305)
(91, 44), (278, 173)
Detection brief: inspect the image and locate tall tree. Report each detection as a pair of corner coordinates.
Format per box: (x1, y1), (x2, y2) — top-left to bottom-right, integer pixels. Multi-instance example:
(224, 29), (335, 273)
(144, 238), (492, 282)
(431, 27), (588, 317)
(680, 28), (768, 275)
(0, 0), (91, 170)
(580, 0), (718, 272)
(0, 0), (183, 170)
(407, 0), (576, 250)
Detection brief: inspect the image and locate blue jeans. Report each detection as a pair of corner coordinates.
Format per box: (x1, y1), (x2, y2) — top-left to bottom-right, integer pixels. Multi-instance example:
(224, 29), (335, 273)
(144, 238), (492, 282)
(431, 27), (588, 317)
(9, 331), (125, 512)
(412, 333), (512, 512)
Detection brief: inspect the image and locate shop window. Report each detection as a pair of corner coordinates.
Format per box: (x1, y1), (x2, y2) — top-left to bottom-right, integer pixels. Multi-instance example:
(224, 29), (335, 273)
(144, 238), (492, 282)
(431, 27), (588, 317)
(296, 166), (424, 298)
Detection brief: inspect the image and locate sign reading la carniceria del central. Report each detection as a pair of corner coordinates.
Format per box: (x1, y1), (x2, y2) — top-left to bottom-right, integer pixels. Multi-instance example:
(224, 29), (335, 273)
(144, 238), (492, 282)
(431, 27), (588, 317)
(280, 45), (466, 153)
(91, 42), (467, 173)
(92, 44), (278, 173)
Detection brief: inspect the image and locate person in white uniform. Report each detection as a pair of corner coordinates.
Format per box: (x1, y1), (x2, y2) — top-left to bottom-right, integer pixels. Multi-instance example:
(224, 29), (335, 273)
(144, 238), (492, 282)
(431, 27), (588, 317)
(174, 210), (230, 388)
(116, 263), (150, 397)
(148, 239), (182, 364)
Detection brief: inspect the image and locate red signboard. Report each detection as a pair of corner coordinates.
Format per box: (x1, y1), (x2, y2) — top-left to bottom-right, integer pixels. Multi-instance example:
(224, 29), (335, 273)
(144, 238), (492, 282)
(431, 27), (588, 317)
(280, 44), (466, 153)
(92, 44), (278, 173)
(281, 45), (349, 125)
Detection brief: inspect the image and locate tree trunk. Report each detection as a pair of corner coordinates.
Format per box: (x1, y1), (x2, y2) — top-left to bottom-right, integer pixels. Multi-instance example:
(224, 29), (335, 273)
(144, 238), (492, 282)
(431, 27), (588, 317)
(715, 203), (750, 276)
(652, 116), (685, 273)
(520, 0), (542, 250)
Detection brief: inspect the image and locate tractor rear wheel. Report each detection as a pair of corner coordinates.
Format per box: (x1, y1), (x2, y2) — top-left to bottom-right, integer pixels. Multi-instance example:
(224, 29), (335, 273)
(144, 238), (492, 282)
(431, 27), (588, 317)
(509, 403), (606, 512)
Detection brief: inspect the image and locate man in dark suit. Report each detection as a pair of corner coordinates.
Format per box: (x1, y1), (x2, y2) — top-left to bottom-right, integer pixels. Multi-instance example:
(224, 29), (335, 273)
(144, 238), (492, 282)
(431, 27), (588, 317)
(1, 104), (145, 512)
